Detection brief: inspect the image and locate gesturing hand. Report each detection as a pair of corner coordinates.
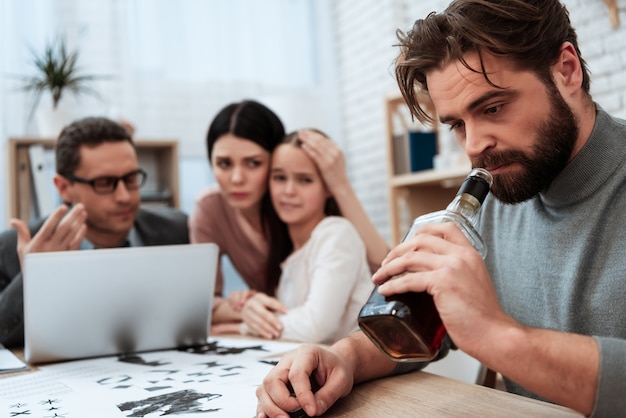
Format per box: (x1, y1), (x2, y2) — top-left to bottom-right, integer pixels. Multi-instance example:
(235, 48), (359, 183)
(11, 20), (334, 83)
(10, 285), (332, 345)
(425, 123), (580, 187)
(10, 203), (87, 270)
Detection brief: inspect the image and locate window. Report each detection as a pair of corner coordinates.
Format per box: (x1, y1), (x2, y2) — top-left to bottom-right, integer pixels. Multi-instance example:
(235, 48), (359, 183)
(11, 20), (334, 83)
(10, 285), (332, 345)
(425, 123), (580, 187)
(127, 0), (318, 86)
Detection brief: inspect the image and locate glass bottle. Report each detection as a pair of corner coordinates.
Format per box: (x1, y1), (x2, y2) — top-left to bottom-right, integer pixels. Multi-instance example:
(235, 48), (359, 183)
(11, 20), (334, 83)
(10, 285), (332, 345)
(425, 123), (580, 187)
(358, 168), (493, 362)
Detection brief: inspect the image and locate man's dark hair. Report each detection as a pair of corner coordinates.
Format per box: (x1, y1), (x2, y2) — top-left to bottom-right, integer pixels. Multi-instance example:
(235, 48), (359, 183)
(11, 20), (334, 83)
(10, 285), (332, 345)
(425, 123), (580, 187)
(395, 0), (591, 124)
(55, 117), (133, 175)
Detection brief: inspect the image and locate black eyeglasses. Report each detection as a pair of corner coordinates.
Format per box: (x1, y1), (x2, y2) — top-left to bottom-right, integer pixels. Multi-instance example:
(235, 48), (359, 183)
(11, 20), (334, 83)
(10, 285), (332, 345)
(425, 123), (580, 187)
(63, 169), (148, 194)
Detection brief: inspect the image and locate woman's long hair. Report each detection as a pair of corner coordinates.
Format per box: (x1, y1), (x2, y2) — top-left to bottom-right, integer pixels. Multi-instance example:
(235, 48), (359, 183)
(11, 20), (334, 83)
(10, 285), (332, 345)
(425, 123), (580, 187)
(206, 100), (292, 295)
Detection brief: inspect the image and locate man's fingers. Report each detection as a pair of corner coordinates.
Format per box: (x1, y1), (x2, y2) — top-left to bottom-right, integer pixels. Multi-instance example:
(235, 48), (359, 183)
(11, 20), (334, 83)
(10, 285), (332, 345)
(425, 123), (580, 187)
(67, 224), (87, 250)
(10, 218), (32, 246)
(13, 203), (87, 257)
(256, 370), (301, 417)
(34, 205), (71, 240)
(59, 205), (86, 227)
(10, 218), (33, 270)
(53, 204), (87, 243)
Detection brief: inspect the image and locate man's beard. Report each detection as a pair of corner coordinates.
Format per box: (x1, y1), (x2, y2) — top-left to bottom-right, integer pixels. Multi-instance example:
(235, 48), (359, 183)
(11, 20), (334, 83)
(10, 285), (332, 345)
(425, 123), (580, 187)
(472, 84), (579, 204)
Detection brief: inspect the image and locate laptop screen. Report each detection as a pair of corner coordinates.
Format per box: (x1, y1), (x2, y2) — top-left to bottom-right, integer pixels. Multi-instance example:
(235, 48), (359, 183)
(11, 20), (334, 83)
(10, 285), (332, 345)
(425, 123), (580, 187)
(23, 243), (218, 364)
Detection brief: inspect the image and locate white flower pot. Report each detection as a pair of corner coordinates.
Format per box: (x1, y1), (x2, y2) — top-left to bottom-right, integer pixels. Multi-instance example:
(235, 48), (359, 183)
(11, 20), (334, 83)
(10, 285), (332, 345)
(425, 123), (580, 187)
(36, 107), (72, 139)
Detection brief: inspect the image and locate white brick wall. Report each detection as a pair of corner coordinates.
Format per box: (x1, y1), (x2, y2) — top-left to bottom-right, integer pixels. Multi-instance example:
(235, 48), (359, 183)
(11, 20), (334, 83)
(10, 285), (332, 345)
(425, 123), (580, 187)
(334, 0), (626, 244)
(330, 0), (405, 244)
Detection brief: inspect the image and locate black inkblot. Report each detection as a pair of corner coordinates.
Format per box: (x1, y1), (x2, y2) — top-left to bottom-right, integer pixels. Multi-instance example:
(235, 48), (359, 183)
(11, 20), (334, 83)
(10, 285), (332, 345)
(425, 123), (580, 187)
(117, 388), (222, 416)
(98, 374), (132, 385)
(145, 386), (173, 392)
(222, 365), (244, 372)
(180, 341), (269, 356)
(118, 354), (171, 367)
(199, 361), (223, 368)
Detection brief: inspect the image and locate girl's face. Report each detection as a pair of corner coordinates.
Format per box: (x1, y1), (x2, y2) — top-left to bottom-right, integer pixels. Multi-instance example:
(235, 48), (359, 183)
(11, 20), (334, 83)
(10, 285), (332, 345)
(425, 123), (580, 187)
(211, 133), (271, 211)
(270, 143), (328, 229)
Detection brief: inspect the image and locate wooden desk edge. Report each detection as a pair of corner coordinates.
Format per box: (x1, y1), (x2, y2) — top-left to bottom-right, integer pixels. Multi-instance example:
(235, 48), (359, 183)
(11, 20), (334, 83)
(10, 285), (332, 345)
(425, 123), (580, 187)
(325, 370), (583, 417)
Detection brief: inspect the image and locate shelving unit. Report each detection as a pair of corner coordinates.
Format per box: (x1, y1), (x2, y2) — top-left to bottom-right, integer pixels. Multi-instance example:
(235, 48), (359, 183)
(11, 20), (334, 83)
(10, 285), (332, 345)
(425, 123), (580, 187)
(6, 137), (180, 223)
(385, 94), (470, 244)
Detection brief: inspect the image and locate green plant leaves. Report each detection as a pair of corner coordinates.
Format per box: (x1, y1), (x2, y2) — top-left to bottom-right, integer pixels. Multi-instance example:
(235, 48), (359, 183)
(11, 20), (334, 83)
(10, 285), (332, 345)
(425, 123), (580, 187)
(19, 37), (108, 126)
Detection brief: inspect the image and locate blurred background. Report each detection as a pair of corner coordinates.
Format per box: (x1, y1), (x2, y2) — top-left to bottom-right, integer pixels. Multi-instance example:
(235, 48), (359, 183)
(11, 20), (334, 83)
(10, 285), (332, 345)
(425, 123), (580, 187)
(1, 0), (625, 241)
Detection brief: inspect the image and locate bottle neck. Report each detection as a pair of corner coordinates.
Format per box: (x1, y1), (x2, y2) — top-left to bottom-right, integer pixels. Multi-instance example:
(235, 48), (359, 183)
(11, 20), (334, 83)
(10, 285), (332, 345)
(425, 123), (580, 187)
(446, 192), (483, 226)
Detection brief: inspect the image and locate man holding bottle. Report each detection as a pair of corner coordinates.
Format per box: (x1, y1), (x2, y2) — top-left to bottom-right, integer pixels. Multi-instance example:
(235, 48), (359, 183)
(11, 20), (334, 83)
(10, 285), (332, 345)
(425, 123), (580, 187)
(256, 1), (625, 417)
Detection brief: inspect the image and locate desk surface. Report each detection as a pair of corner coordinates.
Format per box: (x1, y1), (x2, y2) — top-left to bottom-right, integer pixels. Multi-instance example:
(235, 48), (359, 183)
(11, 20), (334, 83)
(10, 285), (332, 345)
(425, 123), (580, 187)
(3, 344), (582, 417)
(325, 370), (582, 417)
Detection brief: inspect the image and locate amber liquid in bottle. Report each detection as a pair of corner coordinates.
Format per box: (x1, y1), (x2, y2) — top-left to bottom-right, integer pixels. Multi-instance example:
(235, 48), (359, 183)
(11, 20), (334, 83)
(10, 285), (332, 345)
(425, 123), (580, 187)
(358, 168), (493, 362)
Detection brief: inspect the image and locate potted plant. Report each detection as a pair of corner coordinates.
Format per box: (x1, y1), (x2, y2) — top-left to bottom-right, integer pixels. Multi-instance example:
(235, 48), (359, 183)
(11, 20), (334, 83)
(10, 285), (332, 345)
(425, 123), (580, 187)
(20, 37), (103, 137)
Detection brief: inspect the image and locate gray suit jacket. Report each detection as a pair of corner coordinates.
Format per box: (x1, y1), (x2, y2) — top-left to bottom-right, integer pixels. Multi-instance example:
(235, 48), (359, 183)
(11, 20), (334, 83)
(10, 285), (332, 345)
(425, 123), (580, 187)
(0, 207), (190, 347)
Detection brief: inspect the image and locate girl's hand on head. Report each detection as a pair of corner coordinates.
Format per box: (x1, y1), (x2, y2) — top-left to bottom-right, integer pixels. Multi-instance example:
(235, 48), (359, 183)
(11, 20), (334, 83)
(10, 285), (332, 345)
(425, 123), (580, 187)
(298, 129), (348, 193)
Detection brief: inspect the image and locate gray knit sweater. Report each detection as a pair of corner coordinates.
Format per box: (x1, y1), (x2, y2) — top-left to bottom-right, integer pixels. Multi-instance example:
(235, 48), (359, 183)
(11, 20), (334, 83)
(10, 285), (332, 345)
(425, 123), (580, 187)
(479, 106), (626, 417)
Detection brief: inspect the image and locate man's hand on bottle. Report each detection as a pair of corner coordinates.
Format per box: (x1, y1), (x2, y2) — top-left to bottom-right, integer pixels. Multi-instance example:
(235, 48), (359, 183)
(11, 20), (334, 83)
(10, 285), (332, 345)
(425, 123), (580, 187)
(372, 221), (511, 358)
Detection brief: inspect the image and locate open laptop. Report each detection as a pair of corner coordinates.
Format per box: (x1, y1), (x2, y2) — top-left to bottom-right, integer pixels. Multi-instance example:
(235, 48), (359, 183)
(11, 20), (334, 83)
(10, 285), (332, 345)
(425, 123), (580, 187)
(23, 243), (218, 364)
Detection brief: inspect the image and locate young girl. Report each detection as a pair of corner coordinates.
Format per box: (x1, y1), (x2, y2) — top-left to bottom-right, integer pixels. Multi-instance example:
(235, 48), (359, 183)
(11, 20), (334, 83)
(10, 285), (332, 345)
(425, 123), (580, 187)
(239, 130), (374, 344)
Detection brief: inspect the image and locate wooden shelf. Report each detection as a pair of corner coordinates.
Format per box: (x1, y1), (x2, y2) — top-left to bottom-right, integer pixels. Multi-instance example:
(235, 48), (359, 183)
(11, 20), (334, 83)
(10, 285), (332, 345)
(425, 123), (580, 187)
(384, 95), (471, 244)
(389, 167), (469, 188)
(6, 137), (180, 222)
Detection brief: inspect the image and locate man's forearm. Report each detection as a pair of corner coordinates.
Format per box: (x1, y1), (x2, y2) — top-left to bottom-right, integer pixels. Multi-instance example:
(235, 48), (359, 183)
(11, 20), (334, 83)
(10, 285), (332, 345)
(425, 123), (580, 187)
(330, 330), (397, 384)
(480, 323), (598, 416)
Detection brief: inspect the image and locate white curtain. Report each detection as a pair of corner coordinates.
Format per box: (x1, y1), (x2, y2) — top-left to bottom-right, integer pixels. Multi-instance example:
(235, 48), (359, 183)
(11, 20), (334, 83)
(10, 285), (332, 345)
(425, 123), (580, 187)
(0, 0), (341, 223)
(127, 0), (317, 86)
(1, 0), (339, 147)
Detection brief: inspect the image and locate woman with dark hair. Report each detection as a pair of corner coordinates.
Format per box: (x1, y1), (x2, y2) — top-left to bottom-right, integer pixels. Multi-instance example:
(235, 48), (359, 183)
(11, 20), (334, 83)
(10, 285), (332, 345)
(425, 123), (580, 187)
(190, 100), (388, 332)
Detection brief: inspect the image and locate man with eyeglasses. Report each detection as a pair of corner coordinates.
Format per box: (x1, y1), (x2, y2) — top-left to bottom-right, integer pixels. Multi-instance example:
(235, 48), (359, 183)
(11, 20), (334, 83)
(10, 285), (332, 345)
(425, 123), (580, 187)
(0, 117), (190, 347)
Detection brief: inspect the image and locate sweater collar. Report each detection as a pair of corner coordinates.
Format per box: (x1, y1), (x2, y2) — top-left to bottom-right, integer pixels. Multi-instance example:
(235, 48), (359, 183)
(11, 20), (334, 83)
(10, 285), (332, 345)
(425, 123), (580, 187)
(539, 105), (626, 208)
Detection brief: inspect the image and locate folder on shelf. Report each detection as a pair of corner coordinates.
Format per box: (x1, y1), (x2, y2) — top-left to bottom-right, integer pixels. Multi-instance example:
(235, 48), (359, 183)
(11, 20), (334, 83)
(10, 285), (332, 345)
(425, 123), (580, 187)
(15, 146), (33, 220)
(393, 133), (410, 175)
(408, 131), (437, 172)
(28, 145), (57, 219)
(392, 131), (438, 175)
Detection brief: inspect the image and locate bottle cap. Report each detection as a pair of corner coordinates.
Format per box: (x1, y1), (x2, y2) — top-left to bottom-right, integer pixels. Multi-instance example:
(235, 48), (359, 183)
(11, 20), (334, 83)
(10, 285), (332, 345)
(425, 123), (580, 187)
(458, 168), (492, 203)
